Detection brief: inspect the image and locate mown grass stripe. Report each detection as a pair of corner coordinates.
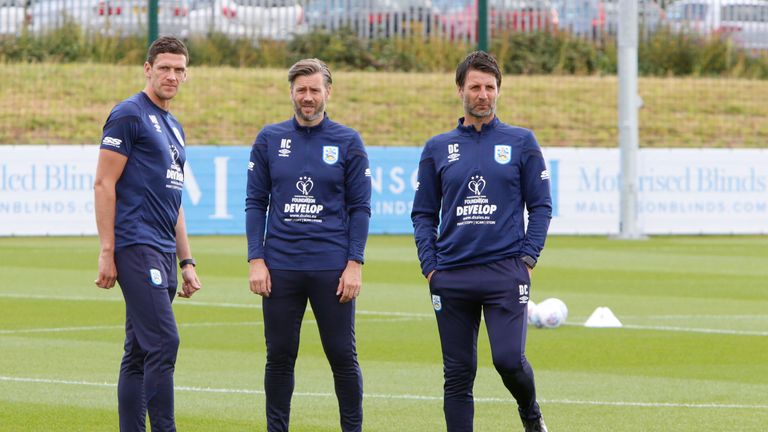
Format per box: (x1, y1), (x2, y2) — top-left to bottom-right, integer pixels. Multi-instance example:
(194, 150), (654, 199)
(2, 376), (767, 410)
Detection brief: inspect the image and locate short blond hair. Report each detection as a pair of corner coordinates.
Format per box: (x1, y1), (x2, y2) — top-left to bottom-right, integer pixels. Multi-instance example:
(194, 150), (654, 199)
(288, 58), (332, 89)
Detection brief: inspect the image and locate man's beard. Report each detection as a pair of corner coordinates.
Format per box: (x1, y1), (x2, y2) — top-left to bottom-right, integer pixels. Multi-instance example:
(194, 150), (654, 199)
(294, 99), (325, 122)
(464, 98), (495, 119)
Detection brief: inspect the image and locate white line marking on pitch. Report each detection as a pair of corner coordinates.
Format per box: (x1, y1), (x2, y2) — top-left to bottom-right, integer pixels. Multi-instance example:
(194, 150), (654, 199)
(0, 317), (420, 336)
(1, 376), (766, 410)
(0, 292), (432, 318)
(618, 324), (768, 337)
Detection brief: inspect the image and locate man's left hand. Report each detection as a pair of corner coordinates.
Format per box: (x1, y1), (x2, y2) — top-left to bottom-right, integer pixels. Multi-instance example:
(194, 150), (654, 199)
(178, 265), (202, 298)
(337, 260), (362, 303)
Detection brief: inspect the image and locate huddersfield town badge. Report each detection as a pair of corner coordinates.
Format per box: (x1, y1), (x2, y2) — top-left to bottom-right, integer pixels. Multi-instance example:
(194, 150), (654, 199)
(431, 294), (442, 311)
(323, 146), (339, 164)
(494, 145), (511, 164)
(149, 269), (163, 286)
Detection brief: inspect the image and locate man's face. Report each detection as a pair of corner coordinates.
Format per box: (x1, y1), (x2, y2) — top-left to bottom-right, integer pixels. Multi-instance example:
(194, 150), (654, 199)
(144, 53), (187, 102)
(458, 69), (499, 119)
(291, 73), (330, 124)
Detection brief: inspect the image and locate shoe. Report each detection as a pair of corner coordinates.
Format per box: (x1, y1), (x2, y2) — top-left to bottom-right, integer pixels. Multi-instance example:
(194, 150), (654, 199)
(522, 416), (548, 432)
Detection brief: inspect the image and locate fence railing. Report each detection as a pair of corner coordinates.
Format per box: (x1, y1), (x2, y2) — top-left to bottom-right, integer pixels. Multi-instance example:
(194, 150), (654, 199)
(3, 0), (765, 51)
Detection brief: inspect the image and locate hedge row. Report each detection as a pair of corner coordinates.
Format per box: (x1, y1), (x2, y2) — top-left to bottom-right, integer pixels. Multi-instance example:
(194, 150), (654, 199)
(2, 24), (767, 78)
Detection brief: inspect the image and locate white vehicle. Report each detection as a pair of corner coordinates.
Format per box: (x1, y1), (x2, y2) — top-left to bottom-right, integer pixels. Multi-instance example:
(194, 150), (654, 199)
(0, 0), (27, 35)
(28, 0), (189, 37)
(28, 0), (97, 33)
(667, 0), (768, 50)
(189, 0), (305, 40)
(114, 0), (190, 37)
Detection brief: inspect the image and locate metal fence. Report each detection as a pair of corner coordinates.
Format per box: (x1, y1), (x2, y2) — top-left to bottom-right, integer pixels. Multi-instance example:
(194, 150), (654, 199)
(3, 0), (765, 49)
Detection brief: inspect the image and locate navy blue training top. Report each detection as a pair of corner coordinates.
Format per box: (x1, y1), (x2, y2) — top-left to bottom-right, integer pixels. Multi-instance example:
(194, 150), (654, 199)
(245, 115), (372, 271)
(100, 92), (186, 253)
(411, 117), (552, 277)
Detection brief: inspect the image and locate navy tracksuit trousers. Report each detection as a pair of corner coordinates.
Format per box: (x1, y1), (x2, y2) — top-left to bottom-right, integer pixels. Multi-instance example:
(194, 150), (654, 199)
(115, 245), (180, 432)
(263, 269), (363, 432)
(429, 257), (541, 432)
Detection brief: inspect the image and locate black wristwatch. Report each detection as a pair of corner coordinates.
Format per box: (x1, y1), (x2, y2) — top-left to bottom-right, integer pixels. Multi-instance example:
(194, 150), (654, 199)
(179, 258), (196, 269)
(520, 255), (536, 269)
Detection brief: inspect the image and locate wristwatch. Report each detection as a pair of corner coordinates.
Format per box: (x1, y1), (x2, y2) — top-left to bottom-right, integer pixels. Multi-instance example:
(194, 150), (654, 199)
(179, 258), (196, 269)
(520, 255), (536, 269)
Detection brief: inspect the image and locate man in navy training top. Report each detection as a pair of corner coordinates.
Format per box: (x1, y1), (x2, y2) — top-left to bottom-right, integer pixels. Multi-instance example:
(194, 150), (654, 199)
(411, 51), (552, 432)
(94, 36), (202, 432)
(245, 58), (371, 432)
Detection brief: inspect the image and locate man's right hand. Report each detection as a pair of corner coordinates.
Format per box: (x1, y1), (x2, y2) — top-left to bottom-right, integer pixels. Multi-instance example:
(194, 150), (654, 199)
(95, 250), (117, 289)
(249, 258), (271, 297)
(427, 270), (435, 283)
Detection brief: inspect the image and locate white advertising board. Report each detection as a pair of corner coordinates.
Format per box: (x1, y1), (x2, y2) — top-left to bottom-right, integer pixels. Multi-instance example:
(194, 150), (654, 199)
(546, 148), (768, 234)
(0, 145), (98, 235)
(1, 146), (767, 236)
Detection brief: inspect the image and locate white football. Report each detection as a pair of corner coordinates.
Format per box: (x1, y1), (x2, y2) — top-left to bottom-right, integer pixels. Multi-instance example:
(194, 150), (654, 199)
(533, 298), (568, 329)
(527, 300), (537, 325)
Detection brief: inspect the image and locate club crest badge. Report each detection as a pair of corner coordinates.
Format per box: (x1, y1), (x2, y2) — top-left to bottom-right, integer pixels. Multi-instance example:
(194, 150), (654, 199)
(432, 294), (442, 312)
(494, 145), (511, 164)
(149, 269), (163, 286)
(323, 146), (339, 164)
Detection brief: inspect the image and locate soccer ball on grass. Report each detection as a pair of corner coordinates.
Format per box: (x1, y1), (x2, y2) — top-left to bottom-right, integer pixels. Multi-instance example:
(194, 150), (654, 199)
(532, 298), (568, 329)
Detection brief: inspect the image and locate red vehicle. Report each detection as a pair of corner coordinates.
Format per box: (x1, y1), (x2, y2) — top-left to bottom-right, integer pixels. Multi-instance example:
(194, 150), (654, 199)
(367, 0), (439, 37)
(437, 0), (558, 41)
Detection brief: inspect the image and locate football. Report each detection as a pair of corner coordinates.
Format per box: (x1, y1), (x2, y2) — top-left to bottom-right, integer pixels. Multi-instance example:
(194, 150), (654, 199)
(527, 300), (537, 325)
(533, 298), (568, 328)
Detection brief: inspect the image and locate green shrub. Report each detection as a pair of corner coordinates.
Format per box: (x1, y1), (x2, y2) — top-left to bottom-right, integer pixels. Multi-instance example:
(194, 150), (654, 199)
(288, 27), (377, 69)
(1, 25), (766, 79)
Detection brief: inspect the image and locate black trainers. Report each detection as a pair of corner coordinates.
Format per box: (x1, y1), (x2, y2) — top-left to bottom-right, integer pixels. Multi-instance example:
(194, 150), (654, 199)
(522, 417), (549, 432)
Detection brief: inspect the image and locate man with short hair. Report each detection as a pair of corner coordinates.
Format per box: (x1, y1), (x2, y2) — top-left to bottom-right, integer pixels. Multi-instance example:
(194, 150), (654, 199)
(246, 58), (371, 432)
(411, 51), (552, 432)
(94, 35), (201, 432)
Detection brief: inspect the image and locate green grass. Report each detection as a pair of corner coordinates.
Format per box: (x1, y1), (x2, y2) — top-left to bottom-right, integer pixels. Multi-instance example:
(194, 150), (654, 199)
(1, 235), (767, 431)
(1, 63), (767, 147)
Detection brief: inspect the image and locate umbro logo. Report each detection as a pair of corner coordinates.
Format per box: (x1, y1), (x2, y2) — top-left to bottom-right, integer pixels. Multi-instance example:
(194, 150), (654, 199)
(448, 143), (460, 163)
(279, 138), (291, 157)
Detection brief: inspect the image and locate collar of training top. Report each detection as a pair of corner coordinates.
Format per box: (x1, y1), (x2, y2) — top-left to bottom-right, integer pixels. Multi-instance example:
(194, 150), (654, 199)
(292, 112), (330, 131)
(456, 115), (500, 134)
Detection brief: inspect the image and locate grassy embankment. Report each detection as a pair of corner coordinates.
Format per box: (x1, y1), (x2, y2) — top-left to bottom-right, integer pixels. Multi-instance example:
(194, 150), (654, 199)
(1, 63), (766, 146)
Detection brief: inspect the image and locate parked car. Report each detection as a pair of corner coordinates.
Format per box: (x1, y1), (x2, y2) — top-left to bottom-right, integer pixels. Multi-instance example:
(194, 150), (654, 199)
(0, 0), (27, 35)
(305, 0), (352, 30)
(551, 0), (663, 37)
(189, 0), (305, 40)
(593, 0), (664, 36)
(436, 0), (558, 41)
(116, 0), (190, 37)
(305, 0), (437, 37)
(28, 0), (97, 33)
(28, 0), (189, 37)
(367, 0), (438, 36)
(666, 0), (768, 50)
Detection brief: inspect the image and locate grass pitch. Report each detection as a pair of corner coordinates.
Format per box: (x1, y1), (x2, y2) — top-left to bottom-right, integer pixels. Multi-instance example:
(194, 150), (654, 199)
(1, 235), (767, 431)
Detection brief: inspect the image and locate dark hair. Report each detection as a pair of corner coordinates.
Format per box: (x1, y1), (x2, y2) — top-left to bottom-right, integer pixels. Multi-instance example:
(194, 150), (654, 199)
(455, 51), (501, 89)
(288, 58), (332, 89)
(146, 36), (189, 65)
